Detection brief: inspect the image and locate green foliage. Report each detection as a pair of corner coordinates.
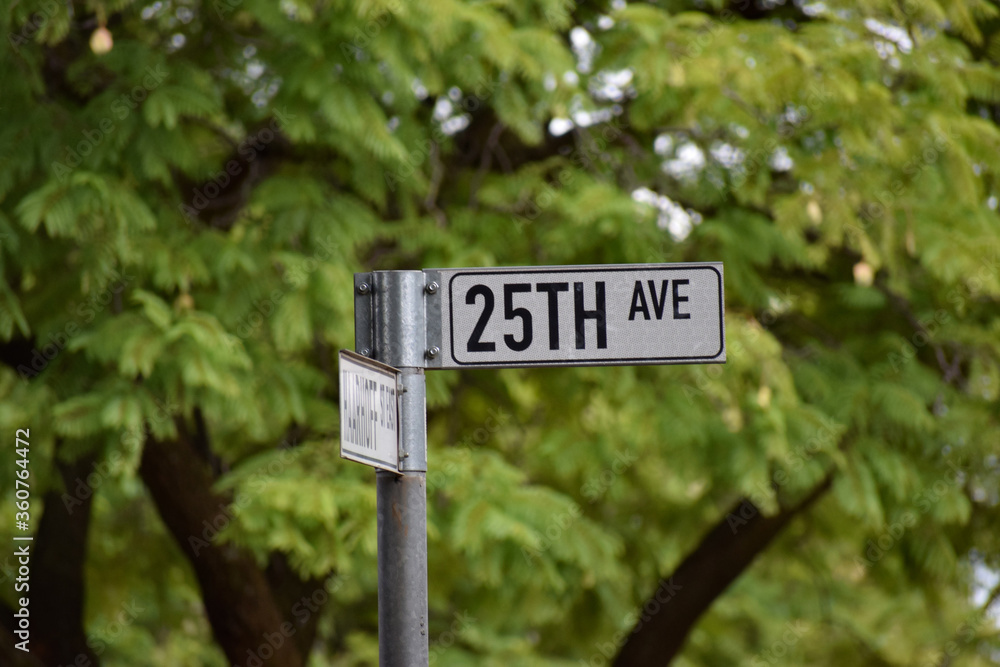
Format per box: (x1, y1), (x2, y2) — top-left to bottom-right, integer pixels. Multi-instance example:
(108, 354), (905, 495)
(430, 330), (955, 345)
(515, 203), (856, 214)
(2, 0), (1000, 665)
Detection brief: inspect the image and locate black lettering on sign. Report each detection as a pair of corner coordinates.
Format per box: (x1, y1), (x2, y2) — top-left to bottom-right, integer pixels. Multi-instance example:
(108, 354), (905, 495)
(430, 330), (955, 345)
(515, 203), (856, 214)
(367, 379), (375, 448)
(358, 375), (366, 448)
(350, 373), (358, 446)
(629, 281), (650, 321)
(354, 376), (360, 445)
(372, 379), (379, 442)
(629, 280), (671, 320)
(359, 376), (366, 449)
(380, 384), (396, 431)
(388, 386), (394, 430)
(466, 284), (496, 352)
(378, 384), (392, 428)
(648, 280), (669, 319)
(503, 283), (533, 351)
(357, 380), (363, 448)
(535, 282), (568, 350)
(345, 366), (395, 450)
(368, 378), (376, 448)
(629, 278), (693, 321)
(574, 282), (607, 349)
(351, 373), (359, 447)
(673, 279), (690, 319)
(364, 377), (370, 448)
(348, 374), (381, 449)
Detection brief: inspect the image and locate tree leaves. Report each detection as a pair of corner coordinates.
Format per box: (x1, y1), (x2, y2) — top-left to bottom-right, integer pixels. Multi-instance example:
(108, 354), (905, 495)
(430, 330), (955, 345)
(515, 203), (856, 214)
(2, 0), (1000, 664)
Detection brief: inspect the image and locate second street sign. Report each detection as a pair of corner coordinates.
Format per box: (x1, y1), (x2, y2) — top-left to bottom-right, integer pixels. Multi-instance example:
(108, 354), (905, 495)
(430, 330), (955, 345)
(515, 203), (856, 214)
(339, 350), (401, 471)
(423, 263), (725, 369)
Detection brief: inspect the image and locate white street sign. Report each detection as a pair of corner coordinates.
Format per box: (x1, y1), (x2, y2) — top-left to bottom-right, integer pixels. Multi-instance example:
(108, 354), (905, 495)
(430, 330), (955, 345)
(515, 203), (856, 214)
(339, 350), (401, 471)
(424, 263), (724, 368)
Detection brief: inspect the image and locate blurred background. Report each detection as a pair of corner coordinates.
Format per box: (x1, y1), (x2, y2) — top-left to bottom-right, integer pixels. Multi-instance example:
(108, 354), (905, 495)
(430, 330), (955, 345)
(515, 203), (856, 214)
(1, 0), (999, 665)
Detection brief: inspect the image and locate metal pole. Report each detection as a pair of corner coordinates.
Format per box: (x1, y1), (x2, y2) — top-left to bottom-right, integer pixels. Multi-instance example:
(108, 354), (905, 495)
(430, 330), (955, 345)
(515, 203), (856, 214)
(364, 271), (429, 667)
(376, 464), (427, 666)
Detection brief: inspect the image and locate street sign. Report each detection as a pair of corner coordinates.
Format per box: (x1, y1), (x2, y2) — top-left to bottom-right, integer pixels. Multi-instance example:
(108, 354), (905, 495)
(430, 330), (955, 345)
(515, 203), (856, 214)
(349, 264), (726, 667)
(423, 263), (725, 369)
(339, 350), (401, 472)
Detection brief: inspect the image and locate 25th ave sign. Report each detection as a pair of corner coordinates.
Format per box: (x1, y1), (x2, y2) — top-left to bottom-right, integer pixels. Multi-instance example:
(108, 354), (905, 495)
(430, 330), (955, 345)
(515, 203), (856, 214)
(423, 263), (725, 368)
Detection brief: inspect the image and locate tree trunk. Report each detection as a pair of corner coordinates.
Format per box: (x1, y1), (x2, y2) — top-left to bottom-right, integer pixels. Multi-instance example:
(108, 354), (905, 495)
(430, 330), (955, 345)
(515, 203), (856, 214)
(0, 451), (98, 666)
(140, 434), (307, 667)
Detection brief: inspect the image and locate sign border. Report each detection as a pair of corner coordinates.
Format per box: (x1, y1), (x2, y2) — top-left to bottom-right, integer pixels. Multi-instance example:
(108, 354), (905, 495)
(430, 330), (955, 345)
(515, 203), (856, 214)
(444, 265), (725, 368)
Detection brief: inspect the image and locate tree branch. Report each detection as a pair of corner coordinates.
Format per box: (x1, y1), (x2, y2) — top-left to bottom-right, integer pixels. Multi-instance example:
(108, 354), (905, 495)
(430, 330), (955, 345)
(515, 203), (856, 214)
(468, 122), (506, 208)
(613, 473), (834, 666)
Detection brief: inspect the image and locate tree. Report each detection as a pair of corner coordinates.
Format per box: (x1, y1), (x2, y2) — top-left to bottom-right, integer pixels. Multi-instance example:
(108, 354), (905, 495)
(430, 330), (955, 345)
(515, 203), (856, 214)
(1, 0), (999, 665)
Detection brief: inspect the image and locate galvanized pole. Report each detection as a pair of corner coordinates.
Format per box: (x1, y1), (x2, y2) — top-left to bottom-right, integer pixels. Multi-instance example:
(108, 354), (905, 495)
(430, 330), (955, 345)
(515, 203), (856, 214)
(356, 271), (429, 667)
